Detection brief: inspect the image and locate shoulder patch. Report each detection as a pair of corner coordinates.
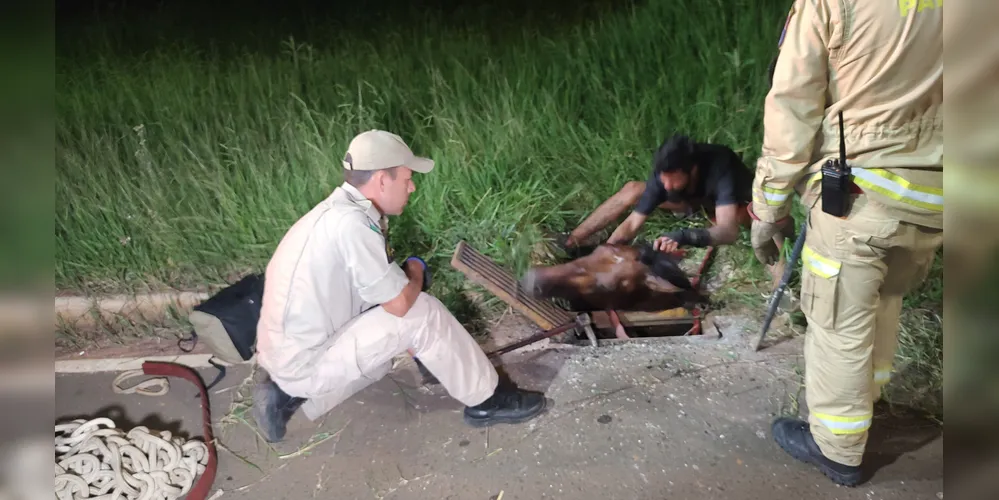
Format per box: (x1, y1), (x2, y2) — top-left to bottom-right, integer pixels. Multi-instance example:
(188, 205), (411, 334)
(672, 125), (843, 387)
(778, 3), (796, 48)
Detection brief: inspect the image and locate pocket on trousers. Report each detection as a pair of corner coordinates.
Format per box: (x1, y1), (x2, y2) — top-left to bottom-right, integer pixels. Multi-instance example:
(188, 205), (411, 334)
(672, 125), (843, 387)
(835, 199), (898, 262)
(800, 245), (842, 332)
(354, 328), (402, 381)
(307, 348), (365, 400)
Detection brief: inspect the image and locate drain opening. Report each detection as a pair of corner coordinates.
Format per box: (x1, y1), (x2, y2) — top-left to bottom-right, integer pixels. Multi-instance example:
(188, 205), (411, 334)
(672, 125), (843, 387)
(555, 318), (699, 346)
(449, 240), (707, 349)
(612, 322), (697, 338)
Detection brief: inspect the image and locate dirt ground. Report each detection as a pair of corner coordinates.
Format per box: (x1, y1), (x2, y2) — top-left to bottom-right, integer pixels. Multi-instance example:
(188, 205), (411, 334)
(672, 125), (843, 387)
(54, 310), (943, 500)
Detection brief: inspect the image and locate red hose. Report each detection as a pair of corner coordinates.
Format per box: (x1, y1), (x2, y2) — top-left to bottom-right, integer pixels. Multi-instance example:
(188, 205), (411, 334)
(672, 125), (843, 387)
(608, 310), (629, 339)
(142, 361), (218, 500)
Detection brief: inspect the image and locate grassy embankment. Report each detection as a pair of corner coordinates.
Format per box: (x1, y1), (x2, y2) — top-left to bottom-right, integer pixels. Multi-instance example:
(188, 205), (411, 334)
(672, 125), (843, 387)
(56, 0), (942, 413)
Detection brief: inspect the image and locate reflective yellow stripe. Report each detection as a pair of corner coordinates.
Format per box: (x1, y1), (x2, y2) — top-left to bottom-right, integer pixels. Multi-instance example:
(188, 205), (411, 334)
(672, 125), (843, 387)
(814, 412), (872, 435)
(874, 366), (892, 386)
(802, 245), (841, 278)
(757, 185), (793, 206)
(805, 173), (821, 188)
(798, 167), (942, 211)
(851, 168), (943, 212)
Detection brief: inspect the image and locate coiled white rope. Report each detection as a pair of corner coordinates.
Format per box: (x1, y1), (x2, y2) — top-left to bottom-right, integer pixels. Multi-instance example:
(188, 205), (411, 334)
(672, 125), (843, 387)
(112, 370), (170, 397)
(54, 417), (209, 500)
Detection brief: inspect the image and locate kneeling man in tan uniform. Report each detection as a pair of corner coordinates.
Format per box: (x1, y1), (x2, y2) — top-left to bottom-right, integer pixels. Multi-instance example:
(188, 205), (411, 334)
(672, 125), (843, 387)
(252, 130), (547, 442)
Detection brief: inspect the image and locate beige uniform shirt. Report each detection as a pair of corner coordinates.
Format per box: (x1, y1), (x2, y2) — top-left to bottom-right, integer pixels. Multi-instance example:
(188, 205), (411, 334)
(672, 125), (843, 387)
(256, 182), (410, 385)
(753, 0), (944, 228)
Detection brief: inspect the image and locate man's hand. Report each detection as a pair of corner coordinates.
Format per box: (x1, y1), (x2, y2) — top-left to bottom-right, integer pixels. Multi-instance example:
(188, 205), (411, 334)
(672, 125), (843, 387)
(405, 256), (431, 291)
(653, 234), (680, 253)
(383, 258), (426, 317)
(607, 212), (648, 245)
(750, 220), (784, 266)
(654, 227), (712, 253)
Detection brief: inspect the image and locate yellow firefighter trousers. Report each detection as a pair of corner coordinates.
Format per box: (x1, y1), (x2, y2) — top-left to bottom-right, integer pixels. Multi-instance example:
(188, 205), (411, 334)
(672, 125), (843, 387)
(800, 194), (942, 466)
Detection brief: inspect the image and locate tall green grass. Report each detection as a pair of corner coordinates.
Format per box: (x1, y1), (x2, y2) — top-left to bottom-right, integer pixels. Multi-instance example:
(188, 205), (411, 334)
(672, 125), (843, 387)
(55, 0), (941, 314)
(56, 0), (790, 297)
(57, 0), (943, 410)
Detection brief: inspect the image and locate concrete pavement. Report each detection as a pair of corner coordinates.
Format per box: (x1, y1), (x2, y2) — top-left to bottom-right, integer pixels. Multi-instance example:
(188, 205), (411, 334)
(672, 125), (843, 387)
(54, 315), (943, 500)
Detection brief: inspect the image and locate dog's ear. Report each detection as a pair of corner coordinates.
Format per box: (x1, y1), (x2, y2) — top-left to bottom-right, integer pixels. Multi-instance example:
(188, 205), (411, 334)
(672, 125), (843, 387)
(645, 273), (685, 294)
(648, 255), (693, 290)
(634, 240), (655, 265)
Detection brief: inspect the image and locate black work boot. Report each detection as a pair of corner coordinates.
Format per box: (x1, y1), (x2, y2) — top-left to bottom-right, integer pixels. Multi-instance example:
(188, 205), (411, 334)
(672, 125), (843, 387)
(463, 387), (548, 428)
(252, 376), (307, 443)
(772, 417), (864, 487)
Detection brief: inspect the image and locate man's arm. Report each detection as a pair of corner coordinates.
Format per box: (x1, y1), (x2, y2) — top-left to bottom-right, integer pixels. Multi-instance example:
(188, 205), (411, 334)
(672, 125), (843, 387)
(752, 0), (835, 223)
(607, 211), (648, 244)
(381, 260), (424, 317)
(608, 175), (662, 244)
(653, 203), (738, 252)
(703, 166), (742, 246)
(341, 216), (423, 318)
(705, 203), (740, 245)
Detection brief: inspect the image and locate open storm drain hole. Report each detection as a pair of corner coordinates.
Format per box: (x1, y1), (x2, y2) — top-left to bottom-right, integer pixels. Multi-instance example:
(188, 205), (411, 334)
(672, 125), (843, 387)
(615, 322), (699, 338)
(555, 319), (706, 346)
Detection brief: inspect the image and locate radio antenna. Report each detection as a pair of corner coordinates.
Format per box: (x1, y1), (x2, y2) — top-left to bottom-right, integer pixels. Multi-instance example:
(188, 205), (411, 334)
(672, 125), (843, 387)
(838, 111), (847, 169)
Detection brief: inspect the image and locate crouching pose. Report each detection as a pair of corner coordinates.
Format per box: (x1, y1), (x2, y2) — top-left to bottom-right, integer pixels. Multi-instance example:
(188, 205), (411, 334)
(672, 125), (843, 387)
(252, 130), (548, 442)
(562, 134), (792, 287)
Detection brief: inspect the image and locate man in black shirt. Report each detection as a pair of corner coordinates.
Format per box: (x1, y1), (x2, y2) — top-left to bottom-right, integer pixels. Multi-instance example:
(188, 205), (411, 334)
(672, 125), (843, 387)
(562, 134), (790, 284)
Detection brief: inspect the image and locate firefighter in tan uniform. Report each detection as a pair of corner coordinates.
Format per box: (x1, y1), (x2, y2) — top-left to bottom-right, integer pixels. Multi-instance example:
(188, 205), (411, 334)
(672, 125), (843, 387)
(252, 130), (548, 442)
(749, 0), (943, 486)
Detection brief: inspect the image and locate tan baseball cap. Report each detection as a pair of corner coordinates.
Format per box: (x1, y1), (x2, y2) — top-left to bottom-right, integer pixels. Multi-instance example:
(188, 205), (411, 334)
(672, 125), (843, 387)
(341, 129), (434, 174)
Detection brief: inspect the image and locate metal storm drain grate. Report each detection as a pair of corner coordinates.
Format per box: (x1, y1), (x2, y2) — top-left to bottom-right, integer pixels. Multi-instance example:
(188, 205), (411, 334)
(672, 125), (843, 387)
(449, 241), (708, 349)
(450, 240), (574, 331)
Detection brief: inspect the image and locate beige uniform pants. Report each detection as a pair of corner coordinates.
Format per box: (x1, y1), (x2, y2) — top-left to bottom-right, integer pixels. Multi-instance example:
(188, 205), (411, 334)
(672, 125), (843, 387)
(277, 292), (500, 421)
(800, 195), (941, 466)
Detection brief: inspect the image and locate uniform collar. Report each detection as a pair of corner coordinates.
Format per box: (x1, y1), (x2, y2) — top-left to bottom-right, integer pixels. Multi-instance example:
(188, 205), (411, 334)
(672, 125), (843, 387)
(334, 182), (384, 224)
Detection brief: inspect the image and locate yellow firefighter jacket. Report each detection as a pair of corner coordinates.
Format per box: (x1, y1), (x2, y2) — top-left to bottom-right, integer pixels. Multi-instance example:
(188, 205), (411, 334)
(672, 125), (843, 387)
(752, 0), (943, 229)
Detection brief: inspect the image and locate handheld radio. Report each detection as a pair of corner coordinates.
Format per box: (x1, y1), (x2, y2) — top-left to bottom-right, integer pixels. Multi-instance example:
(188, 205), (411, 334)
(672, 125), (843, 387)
(820, 111), (852, 217)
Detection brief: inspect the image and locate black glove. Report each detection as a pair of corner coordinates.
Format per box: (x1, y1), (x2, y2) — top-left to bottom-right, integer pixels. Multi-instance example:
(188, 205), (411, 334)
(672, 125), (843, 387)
(406, 256), (432, 291)
(661, 228), (712, 248)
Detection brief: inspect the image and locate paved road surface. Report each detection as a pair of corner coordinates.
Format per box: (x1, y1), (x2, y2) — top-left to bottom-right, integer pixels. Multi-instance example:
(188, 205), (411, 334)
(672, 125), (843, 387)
(55, 316), (943, 499)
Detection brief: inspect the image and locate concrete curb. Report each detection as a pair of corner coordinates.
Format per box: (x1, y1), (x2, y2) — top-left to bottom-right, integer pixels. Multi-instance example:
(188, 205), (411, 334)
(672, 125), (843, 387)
(55, 353), (241, 374)
(55, 337), (255, 374)
(55, 291), (211, 330)
(52, 291), (222, 374)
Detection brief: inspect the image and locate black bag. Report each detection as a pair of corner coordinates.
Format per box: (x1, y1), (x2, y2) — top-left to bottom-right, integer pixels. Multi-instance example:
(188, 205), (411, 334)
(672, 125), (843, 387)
(186, 273), (265, 365)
